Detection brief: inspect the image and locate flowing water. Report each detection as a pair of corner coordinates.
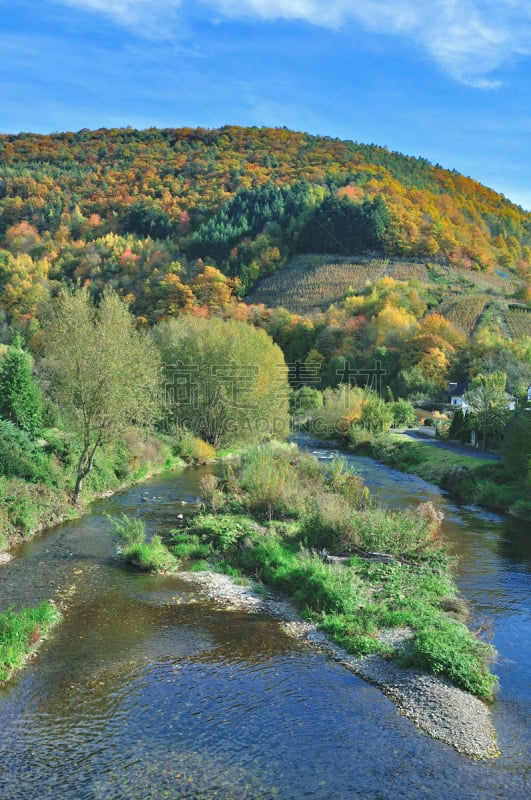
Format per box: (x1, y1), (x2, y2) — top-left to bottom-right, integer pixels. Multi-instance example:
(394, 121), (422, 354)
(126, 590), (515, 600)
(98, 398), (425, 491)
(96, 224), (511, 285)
(0, 442), (529, 799)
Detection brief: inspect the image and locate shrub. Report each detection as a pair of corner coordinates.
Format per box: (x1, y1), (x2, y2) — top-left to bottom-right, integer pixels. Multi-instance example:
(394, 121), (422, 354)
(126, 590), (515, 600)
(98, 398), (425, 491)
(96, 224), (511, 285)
(122, 429), (176, 473)
(348, 425), (373, 449)
(108, 514), (177, 571)
(508, 498), (531, 520)
(107, 513), (146, 547)
(174, 430), (216, 464)
(0, 477), (72, 537)
(325, 456), (370, 509)
(351, 506), (437, 557)
(199, 474), (226, 512)
(188, 513), (255, 552)
(0, 420), (51, 483)
(238, 441), (307, 517)
(0, 338), (43, 437)
(171, 530), (212, 559)
(413, 501), (444, 538)
(308, 385), (365, 439)
(299, 494), (359, 551)
(234, 534), (366, 616)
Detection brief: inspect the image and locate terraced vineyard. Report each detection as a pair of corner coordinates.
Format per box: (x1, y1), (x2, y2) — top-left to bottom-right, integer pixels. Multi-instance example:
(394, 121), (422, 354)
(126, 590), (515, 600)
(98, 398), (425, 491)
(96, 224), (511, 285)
(246, 256), (429, 314)
(504, 306), (531, 338)
(437, 294), (491, 335)
(461, 268), (521, 295)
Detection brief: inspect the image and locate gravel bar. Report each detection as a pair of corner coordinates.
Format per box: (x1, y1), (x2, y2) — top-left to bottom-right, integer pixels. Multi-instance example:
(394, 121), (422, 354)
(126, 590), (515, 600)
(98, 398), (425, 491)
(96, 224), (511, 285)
(179, 569), (499, 760)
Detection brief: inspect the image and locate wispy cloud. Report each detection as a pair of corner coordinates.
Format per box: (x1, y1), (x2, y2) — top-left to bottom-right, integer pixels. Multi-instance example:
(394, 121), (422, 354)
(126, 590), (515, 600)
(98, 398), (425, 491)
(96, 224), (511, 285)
(59, 1), (184, 39)
(59, 0), (531, 86)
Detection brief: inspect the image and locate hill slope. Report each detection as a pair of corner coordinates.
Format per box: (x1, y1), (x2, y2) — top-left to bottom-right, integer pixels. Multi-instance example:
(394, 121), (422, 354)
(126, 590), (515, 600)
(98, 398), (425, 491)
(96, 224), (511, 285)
(1, 125), (530, 327)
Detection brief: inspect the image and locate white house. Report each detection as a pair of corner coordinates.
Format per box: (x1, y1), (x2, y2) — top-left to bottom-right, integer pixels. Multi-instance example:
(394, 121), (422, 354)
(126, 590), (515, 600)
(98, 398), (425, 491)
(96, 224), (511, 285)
(447, 382), (469, 412)
(447, 381), (516, 415)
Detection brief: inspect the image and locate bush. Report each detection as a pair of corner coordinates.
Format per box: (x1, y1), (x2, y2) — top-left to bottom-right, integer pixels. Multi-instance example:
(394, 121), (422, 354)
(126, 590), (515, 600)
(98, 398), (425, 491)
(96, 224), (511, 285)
(188, 513), (256, 552)
(308, 385), (365, 440)
(351, 506), (438, 557)
(299, 494), (359, 551)
(325, 456), (370, 508)
(107, 513), (146, 546)
(508, 498), (531, 520)
(348, 425), (374, 449)
(234, 534), (366, 616)
(108, 514), (177, 571)
(0, 477), (72, 538)
(171, 530), (212, 559)
(0, 338), (43, 437)
(199, 474), (226, 512)
(174, 430), (216, 464)
(0, 420), (51, 483)
(122, 429), (177, 473)
(238, 441), (307, 517)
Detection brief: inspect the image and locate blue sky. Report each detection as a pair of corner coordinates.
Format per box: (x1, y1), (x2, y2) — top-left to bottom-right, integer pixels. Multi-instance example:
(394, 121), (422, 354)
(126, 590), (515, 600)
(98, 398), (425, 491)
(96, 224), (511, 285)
(2, 1), (531, 209)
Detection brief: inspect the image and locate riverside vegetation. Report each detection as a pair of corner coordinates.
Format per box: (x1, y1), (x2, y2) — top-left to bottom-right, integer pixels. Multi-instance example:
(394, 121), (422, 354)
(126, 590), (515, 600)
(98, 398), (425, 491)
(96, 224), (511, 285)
(292, 382), (531, 520)
(109, 441), (498, 701)
(0, 601), (61, 684)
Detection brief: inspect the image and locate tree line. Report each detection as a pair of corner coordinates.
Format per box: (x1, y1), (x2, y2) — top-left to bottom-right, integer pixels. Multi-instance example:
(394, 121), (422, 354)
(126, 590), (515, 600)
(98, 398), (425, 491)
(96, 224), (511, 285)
(0, 289), (289, 507)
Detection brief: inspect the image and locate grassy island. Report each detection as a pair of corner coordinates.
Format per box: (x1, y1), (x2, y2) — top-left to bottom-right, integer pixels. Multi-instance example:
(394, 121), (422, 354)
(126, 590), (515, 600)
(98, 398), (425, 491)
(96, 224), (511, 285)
(111, 440), (498, 700)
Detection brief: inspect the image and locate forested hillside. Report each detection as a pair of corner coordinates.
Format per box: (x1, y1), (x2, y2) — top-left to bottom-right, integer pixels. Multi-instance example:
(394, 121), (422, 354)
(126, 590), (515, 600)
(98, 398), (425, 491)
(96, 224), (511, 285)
(1, 125), (530, 400)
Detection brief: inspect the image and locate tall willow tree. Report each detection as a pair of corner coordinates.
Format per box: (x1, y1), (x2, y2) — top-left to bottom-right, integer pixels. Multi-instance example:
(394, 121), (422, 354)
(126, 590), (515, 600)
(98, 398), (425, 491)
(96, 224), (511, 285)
(154, 317), (289, 447)
(43, 289), (161, 503)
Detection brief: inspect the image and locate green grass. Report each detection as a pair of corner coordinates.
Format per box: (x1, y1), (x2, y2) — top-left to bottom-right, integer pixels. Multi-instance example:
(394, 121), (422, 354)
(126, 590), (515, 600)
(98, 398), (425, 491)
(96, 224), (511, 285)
(372, 433), (492, 479)
(231, 533), (496, 698)
(108, 514), (177, 572)
(397, 618), (497, 697)
(0, 601), (61, 683)
(109, 440), (497, 699)
(123, 535), (178, 572)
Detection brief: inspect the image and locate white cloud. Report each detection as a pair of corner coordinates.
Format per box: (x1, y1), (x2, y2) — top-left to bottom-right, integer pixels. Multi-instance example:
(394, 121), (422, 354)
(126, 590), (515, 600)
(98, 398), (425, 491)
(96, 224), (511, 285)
(59, 0), (531, 85)
(210, 0), (531, 86)
(59, 1), (184, 38)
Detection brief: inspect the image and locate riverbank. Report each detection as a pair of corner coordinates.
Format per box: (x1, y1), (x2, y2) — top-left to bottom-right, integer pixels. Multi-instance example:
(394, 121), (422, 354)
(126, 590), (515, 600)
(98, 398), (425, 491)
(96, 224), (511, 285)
(337, 430), (531, 521)
(178, 568), (498, 759)
(0, 430), (187, 555)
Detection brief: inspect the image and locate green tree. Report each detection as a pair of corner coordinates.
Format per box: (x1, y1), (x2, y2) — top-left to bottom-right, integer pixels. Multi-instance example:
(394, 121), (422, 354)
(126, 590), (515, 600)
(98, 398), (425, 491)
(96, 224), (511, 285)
(360, 395), (394, 434)
(42, 289), (161, 503)
(154, 317), (289, 447)
(448, 408), (467, 443)
(501, 410), (531, 483)
(0, 419), (49, 482)
(464, 371), (509, 450)
(124, 201), (172, 239)
(391, 399), (416, 427)
(290, 386), (323, 416)
(0, 333), (43, 437)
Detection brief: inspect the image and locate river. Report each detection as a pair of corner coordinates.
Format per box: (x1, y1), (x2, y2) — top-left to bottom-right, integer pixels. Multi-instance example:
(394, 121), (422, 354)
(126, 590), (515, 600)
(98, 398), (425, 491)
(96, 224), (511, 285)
(0, 439), (529, 799)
